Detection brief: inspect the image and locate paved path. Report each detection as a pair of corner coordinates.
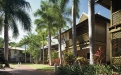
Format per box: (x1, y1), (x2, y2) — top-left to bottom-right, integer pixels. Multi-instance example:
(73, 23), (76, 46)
(0, 65), (55, 75)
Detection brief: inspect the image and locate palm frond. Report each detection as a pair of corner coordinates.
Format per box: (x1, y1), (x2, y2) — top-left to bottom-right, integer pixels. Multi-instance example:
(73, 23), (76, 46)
(10, 18), (19, 38)
(13, 8), (32, 31)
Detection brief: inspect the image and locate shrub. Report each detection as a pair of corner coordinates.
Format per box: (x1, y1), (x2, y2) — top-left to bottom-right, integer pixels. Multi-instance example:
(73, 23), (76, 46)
(52, 58), (60, 66)
(56, 64), (113, 75)
(63, 51), (76, 65)
(57, 65), (81, 75)
(76, 57), (89, 66)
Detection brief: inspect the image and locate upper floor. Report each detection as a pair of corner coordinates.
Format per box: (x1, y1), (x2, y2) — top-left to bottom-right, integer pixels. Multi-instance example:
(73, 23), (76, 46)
(97, 0), (121, 32)
(56, 13), (110, 51)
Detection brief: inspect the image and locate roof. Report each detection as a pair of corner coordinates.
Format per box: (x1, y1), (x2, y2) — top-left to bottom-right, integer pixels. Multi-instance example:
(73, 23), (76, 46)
(96, 0), (110, 9)
(54, 13), (110, 39)
(9, 47), (25, 51)
(78, 12), (88, 24)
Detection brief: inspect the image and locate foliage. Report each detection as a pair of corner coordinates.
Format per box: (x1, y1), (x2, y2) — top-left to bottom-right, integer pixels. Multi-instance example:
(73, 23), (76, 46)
(57, 64), (113, 75)
(76, 57), (89, 66)
(63, 51), (76, 65)
(31, 49), (40, 59)
(0, 37), (4, 48)
(52, 50), (58, 59)
(52, 58), (60, 66)
(93, 46), (104, 64)
(57, 65), (81, 75)
(111, 65), (121, 74)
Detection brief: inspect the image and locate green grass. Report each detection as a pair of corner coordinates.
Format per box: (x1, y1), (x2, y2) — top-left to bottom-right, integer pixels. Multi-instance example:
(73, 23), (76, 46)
(26, 64), (54, 71)
(10, 64), (18, 68)
(10, 63), (54, 71)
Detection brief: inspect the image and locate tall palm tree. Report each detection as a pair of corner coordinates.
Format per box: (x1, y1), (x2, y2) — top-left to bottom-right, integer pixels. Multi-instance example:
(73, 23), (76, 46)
(0, 0), (32, 61)
(72, 0), (80, 57)
(88, 0), (95, 64)
(34, 0), (58, 65)
(49, 0), (71, 65)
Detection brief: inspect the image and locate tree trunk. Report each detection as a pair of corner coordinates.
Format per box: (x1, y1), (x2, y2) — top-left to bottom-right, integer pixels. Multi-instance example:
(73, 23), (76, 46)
(43, 35), (45, 64)
(4, 24), (8, 61)
(88, 0), (95, 64)
(25, 44), (26, 63)
(4, 14), (8, 61)
(72, 0), (77, 57)
(48, 30), (52, 65)
(4, 14), (10, 67)
(30, 51), (31, 63)
(43, 45), (44, 64)
(59, 28), (62, 65)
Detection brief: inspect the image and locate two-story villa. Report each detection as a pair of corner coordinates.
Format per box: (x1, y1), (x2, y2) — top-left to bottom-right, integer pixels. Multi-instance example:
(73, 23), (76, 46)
(57, 13), (110, 63)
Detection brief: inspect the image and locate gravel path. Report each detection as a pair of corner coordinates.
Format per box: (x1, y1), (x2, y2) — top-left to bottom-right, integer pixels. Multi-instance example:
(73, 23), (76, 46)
(0, 65), (55, 75)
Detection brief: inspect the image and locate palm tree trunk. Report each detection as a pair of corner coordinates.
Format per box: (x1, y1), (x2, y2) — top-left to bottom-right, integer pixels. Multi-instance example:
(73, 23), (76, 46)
(30, 51), (31, 63)
(4, 14), (9, 61)
(25, 44), (26, 63)
(59, 28), (62, 65)
(4, 24), (8, 61)
(43, 35), (45, 64)
(88, 0), (95, 64)
(48, 30), (52, 65)
(43, 45), (44, 64)
(72, 0), (77, 57)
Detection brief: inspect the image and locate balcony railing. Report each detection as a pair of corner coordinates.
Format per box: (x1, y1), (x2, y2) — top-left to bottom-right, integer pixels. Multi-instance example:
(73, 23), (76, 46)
(112, 10), (121, 26)
(65, 33), (89, 47)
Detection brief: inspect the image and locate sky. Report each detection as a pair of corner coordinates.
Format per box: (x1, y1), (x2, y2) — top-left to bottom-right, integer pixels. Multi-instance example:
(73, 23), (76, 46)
(0, 0), (110, 43)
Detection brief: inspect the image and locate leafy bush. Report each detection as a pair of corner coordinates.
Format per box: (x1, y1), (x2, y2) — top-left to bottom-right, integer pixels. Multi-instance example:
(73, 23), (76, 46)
(63, 51), (76, 65)
(76, 57), (89, 66)
(57, 65), (81, 75)
(56, 64), (113, 75)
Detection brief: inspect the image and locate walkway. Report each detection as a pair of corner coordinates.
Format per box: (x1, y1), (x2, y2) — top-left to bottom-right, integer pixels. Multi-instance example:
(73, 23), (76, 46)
(0, 65), (55, 75)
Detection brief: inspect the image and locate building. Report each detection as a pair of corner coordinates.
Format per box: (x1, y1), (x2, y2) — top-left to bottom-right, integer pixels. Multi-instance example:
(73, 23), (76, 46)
(8, 47), (25, 63)
(97, 0), (121, 65)
(0, 47), (26, 63)
(56, 13), (110, 63)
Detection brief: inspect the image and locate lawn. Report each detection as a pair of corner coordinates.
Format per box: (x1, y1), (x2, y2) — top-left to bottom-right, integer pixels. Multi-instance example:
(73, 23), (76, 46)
(10, 64), (54, 71)
(25, 64), (54, 71)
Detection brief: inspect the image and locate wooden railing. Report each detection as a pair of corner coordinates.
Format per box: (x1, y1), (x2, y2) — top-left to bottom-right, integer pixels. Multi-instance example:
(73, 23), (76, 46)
(65, 33), (89, 47)
(112, 57), (121, 66)
(112, 10), (121, 26)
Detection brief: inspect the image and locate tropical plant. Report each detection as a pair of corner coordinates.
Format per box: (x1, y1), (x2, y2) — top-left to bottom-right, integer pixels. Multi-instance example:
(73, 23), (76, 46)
(0, 37), (4, 48)
(63, 51), (76, 65)
(34, 0), (58, 65)
(0, 0), (32, 61)
(57, 64), (112, 75)
(76, 57), (89, 66)
(48, 0), (71, 65)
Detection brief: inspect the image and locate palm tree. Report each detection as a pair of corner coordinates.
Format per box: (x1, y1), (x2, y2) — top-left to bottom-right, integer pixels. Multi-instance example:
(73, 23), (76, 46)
(19, 36), (29, 63)
(88, 0), (95, 64)
(36, 30), (47, 64)
(72, 0), (80, 57)
(0, 0), (32, 61)
(49, 0), (71, 65)
(34, 0), (57, 65)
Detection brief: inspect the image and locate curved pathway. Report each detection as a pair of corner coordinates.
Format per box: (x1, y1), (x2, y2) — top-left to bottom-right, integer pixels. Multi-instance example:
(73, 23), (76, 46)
(0, 65), (55, 75)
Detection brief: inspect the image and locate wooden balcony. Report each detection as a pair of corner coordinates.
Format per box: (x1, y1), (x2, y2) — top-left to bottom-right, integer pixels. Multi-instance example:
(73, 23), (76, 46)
(112, 10), (121, 26)
(65, 33), (89, 47)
